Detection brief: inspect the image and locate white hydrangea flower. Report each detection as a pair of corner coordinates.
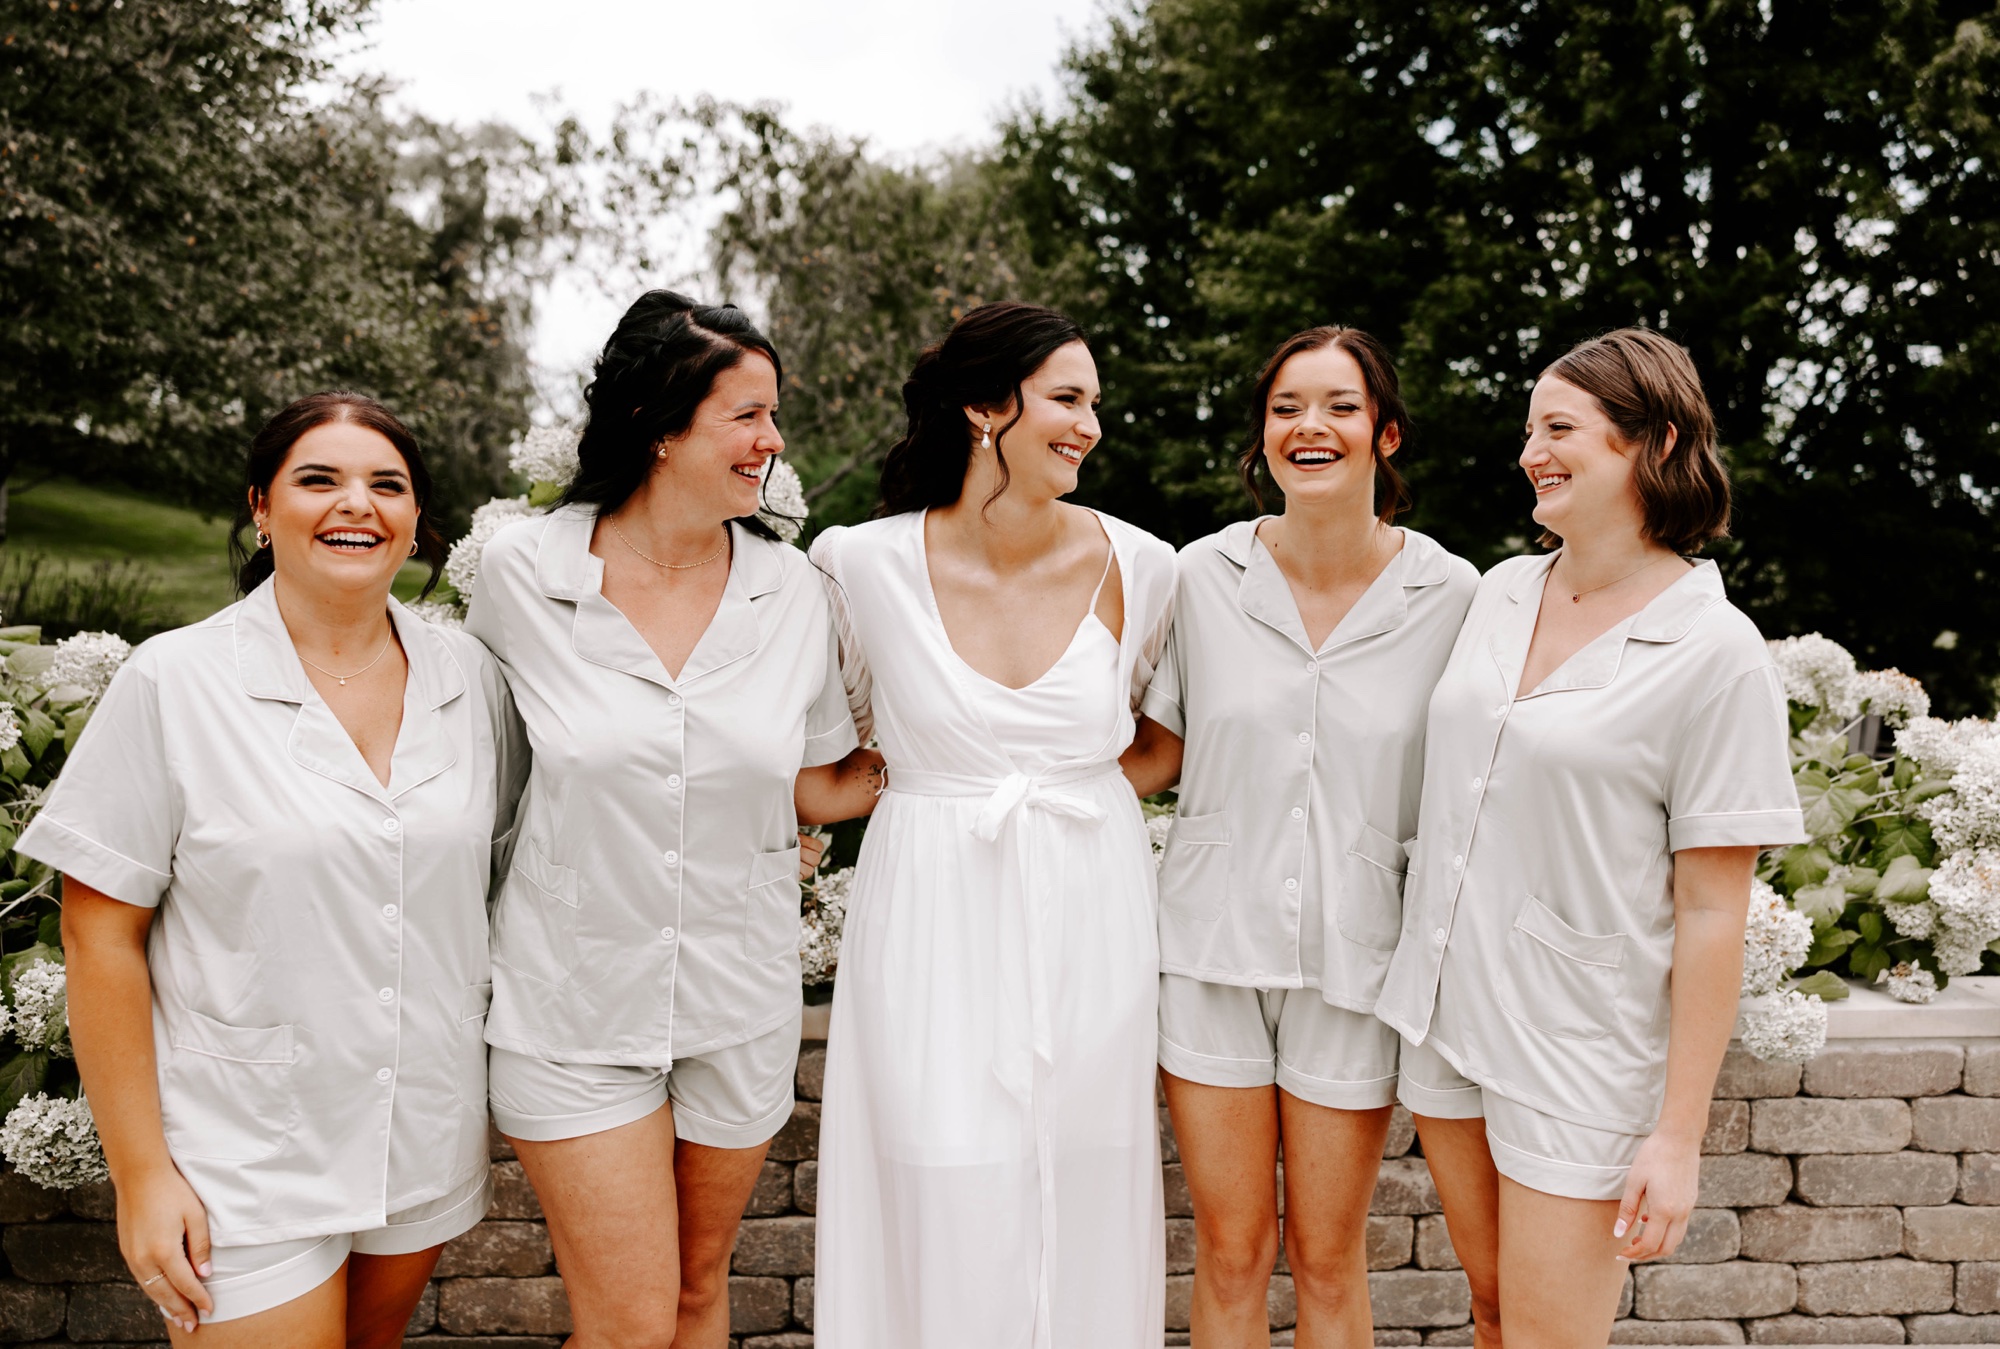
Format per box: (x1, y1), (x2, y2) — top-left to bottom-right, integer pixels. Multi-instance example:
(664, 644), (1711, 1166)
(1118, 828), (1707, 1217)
(44, 632), (132, 698)
(444, 497), (543, 604)
(1925, 738), (2000, 856)
(1887, 898), (1941, 941)
(509, 426), (582, 488)
(0, 1093), (108, 1189)
(1768, 633), (1862, 722)
(0, 1000), (13, 1041)
(1739, 988), (1828, 1064)
(1852, 669), (1930, 728)
(11, 959), (70, 1058)
(1146, 811), (1176, 865)
(1897, 716), (2000, 779)
(1741, 879), (1813, 997)
(0, 703), (19, 754)
(1927, 849), (2000, 974)
(756, 459), (808, 544)
(1883, 961), (1939, 1004)
(403, 600), (465, 629)
(800, 865), (854, 987)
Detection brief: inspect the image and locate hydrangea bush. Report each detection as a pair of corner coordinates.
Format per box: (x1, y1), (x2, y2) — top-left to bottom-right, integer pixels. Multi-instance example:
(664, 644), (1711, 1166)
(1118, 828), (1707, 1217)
(1727, 632), (2000, 1061)
(0, 626), (129, 1186)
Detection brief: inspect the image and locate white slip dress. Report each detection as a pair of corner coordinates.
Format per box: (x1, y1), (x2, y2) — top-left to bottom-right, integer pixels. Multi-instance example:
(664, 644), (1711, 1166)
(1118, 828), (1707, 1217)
(813, 510), (1170, 1349)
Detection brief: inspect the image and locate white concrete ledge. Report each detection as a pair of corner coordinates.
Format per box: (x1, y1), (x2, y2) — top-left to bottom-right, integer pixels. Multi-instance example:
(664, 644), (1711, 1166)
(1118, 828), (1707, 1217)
(1823, 973), (2000, 1039)
(802, 1000), (832, 1040)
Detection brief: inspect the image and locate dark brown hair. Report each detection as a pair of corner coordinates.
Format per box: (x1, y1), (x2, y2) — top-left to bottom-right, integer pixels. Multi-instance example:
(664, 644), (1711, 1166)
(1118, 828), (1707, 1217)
(1239, 325), (1411, 523)
(879, 302), (1089, 516)
(1539, 328), (1730, 554)
(231, 392), (447, 597)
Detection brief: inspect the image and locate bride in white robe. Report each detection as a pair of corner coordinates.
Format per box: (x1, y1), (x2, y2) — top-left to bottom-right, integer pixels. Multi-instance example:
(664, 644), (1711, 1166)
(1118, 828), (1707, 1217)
(810, 303), (1173, 1348)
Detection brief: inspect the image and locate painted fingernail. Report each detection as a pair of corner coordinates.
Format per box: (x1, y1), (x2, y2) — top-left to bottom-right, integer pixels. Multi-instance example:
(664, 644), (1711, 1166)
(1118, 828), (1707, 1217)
(1612, 1219), (1628, 1238)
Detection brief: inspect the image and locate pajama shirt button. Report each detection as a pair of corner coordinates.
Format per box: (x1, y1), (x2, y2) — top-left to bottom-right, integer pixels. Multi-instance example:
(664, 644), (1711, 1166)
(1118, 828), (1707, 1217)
(376, 1068), (392, 1083)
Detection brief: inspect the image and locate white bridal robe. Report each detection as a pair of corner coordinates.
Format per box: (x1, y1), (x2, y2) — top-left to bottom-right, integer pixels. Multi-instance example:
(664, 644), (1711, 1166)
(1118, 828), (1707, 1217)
(811, 509), (1174, 1349)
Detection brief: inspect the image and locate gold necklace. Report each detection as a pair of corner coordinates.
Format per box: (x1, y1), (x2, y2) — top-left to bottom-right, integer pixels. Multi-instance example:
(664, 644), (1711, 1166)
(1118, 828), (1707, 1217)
(608, 518), (730, 570)
(1558, 552), (1677, 604)
(296, 631), (395, 686)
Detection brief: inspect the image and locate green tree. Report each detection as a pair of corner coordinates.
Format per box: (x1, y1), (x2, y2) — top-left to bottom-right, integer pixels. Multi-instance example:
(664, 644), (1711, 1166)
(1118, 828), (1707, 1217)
(1004, 0), (2000, 713)
(2, 2), (567, 536)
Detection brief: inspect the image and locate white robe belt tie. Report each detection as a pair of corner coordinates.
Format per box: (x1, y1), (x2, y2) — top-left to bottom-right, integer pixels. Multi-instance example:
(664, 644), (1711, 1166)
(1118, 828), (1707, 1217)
(884, 759), (1125, 1345)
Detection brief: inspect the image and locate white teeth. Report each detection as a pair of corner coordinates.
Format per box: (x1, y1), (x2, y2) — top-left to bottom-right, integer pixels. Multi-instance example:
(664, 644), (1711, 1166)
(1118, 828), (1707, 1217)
(319, 532), (381, 547)
(1291, 450), (1339, 463)
(1052, 445), (1082, 463)
(1535, 474), (1570, 490)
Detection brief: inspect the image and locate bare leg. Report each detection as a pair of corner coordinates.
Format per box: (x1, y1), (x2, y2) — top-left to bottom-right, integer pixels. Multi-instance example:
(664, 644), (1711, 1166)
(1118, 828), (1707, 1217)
(672, 1137), (772, 1349)
(1495, 1177), (1627, 1349)
(1279, 1096), (1391, 1349)
(1161, 1070), (1280, 1348)
(345, 1247), (444, 1349)
(165, 1259), (345, 1348)
(510, 1104), (680, 1349)
(1411, 1114), (1502, 1349)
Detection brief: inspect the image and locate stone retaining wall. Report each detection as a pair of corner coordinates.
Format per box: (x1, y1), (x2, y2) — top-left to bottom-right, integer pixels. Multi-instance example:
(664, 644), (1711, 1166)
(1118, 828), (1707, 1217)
(4, 1036), (2000, 1345)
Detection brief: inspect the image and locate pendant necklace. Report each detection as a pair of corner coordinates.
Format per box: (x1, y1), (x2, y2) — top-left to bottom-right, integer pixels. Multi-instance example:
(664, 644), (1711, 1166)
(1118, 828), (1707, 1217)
(1559, 553), (1676, 604)
(297, 631), (395, 686)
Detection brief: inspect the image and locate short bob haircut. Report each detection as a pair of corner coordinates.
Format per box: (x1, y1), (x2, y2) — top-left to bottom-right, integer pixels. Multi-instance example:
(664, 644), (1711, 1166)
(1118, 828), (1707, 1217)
(1238, 325), (1412, 524)
(231, 392), (448, 598)
(1539, 328), (1730, 555)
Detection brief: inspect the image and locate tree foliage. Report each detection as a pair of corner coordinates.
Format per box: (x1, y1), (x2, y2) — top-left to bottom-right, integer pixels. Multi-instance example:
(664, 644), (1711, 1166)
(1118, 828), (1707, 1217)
(1001, 0), (2000, 713)
(2, 1), (572, 533)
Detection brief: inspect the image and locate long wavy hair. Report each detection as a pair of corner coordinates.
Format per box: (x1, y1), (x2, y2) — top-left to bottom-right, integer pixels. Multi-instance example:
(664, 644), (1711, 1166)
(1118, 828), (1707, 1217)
(1238, 325), (1412, 524)
(877, 302), (1088, 516)
(231, 392), (447, 597)
(562, 289), (792, 540)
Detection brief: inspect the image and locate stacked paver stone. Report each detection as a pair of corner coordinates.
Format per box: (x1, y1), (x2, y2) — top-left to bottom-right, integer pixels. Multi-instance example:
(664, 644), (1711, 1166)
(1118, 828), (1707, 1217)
(2, 1038), (1999, 1345)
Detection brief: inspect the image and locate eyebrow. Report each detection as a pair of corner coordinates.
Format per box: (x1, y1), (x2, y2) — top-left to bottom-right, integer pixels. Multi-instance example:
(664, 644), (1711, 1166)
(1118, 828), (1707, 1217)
(1046, 384), (1098, 397)
(1273, 387), (1364, 399)
(731, 399), (775, 411)
(289, 462), (409, 478)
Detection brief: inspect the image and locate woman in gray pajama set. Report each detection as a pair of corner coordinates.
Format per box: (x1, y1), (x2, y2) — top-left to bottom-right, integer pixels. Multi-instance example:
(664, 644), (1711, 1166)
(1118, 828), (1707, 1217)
(467, 291), (880, 1348)
(1124, 326), (1476, 1345)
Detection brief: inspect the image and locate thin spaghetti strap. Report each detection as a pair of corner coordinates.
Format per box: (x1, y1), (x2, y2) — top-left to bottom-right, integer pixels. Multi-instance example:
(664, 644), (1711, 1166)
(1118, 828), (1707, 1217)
(1086, 529), (1116, 611)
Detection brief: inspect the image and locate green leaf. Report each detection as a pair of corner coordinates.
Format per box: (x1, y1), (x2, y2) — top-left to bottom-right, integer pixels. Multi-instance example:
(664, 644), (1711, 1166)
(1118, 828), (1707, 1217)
(0, 746), (29, 783)
(1871, 816), (1935, 867)
(1875, 853), (1935, 903)
(1793, 883), (1849, 925)
(5, 648), (53, 684)
(1850, 941), (1894, 983)
(1893, 756), (1918, 791)
(34, 910), (61, 948)
(61, 707), (92, 755)
(1841, 866), (1882, 897)
(18, 708), (56, 760)
(0, 627), (41, 645)
(0, 1051), (48, 1114)
(1857, 910), (1885, 944)
(1778, 844), (1836, 892)
(1805, 926), (1862, 966)
(526, 480), (565, 508)
(1798, 767), (1871, 836)
(1791, 970), (1851, 1000)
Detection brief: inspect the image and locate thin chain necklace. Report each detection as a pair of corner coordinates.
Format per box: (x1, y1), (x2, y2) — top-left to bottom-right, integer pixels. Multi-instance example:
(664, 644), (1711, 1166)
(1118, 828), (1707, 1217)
(608, 518), (730, 570)
(1557, 551), (1678, 604)
(297, 630), (395, 686)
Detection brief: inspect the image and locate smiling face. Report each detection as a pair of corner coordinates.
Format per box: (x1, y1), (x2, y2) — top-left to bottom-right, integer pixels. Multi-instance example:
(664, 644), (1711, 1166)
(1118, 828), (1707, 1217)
(1261, 343), (1399, 512)
(1521, 373), (1648, 545)
(656, 350), (784, 522)
(252, 419), (420, 599)
(972, 340), (1102, 500)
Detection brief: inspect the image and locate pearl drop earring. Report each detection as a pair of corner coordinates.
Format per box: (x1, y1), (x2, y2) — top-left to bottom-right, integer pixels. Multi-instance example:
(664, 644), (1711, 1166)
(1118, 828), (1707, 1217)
(980, 423), (992, 450)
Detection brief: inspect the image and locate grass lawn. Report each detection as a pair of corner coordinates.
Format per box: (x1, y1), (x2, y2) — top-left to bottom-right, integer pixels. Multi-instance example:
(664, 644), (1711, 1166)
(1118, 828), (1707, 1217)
(4, 478), (436, 633)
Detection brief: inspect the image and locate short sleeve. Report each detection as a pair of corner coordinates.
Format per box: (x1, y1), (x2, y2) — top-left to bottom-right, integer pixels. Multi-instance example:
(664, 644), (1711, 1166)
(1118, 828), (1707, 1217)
(1138, 615), (1187, 737)
(1665, 664), (1806, 852)
(18, 661), (178, 907)
(488, 667), (531, 867)
(808, 528), (875, 745)
(1123, 536), (1177, 718)
(802, 616), (860, 767)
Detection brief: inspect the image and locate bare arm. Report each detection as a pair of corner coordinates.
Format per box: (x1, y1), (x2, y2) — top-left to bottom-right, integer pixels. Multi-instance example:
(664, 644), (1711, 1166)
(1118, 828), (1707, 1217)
(1119, 716), (1184, 800)
(62, 879), (212, 1331)
(795, 747), (887, 828)
(1616, 844), (1757, 1261)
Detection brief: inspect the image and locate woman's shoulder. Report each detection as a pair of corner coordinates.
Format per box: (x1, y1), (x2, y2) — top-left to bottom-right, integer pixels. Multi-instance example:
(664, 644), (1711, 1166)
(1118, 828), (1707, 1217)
(1397, 527), (1481, 598)
(1089, 508), (1175, 573)
(806, 513), (916, 575)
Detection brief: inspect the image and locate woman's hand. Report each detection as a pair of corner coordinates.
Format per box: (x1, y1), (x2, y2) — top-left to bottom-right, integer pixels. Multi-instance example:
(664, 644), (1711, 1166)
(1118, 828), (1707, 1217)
(1119, 715), (1183, 799)
(798, 830), (827, 882)
(1613, 1128), (1701, 1262)
(118, 1162), (213, 1333)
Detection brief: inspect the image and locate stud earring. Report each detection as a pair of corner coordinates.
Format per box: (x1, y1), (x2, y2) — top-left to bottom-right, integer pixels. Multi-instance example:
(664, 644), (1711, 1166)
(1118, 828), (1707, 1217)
(980, 423), (992, 450)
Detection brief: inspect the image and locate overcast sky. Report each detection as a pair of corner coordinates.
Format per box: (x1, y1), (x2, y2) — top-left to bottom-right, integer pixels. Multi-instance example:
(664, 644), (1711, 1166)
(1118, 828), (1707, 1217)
(340, 0), (1102, 396)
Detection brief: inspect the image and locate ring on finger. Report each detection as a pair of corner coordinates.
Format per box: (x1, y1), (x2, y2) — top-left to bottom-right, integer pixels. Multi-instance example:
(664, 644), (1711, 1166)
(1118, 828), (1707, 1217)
(140, 1273), (166, 1287)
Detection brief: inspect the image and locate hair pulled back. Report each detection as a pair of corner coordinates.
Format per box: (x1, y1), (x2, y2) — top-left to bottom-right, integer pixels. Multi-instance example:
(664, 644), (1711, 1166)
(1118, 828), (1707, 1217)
(1539, 327), (1729, 554)
(1239, 325), (1412, 524)
(231, 392), (446, 598)
(564, 289), (789, 537)
(878, 301), (1088, 516)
